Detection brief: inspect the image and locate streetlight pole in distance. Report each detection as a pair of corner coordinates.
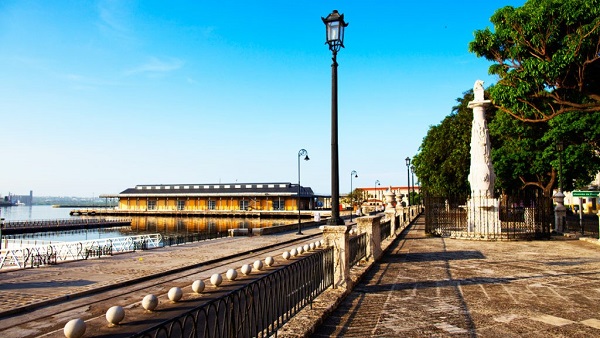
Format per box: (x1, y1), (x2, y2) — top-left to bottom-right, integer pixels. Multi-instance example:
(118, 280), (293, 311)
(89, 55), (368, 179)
(411, 164), (415, 205)
(350, 170), (358, 222)
(374, 180), (380, 212)
(405, 157), (411, 206)
(322, 10), (348, 226)
(297, 149), (310, 235)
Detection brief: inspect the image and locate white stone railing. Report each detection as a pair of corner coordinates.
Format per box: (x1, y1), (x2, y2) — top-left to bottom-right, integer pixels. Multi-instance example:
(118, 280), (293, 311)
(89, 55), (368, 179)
(0, 234), (162, 270)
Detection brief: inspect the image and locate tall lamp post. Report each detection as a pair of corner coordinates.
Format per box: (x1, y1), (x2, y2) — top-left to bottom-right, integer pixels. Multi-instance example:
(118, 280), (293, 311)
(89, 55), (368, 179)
(410, 165), (415, 205)
(374, 180), (380, 211)
(297, 149), (310, 235)
(323, 10), (348, 226)
(556, 141), (564, 192)
(405, 157), (411, 206)
(350, 170), (358, 222)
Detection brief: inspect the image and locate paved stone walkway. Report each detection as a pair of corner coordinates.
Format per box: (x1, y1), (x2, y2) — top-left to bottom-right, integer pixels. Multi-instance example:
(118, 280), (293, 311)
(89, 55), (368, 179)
(313, 216), (600, 337)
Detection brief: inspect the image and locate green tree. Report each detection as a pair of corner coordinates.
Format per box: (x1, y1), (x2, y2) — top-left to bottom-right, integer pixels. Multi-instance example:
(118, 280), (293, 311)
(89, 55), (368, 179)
(469, 0), (600, 122)
(343, 188), (366, 208)
(490, 103), (600, 197)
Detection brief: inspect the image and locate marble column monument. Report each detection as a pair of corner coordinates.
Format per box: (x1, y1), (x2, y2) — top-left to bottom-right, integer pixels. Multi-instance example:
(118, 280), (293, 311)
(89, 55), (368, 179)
(467, 80), (500, 235)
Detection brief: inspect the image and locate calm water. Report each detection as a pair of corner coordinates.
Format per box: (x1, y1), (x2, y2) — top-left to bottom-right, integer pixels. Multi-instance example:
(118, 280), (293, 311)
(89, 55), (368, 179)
(0, 205), (295, 243)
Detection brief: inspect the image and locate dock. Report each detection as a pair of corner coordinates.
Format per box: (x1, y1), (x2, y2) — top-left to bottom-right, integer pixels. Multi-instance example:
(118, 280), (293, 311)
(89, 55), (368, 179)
(69, 208), (327, 219)
(0, 218), (131, 235)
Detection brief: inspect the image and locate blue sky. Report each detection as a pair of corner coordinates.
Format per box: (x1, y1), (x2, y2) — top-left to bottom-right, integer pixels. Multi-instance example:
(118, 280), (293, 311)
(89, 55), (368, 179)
(0, 0), (525, 197)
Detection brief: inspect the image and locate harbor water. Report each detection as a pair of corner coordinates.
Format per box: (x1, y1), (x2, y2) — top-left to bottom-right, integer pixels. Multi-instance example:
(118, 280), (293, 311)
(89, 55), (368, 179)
(0, 205), (295, 244)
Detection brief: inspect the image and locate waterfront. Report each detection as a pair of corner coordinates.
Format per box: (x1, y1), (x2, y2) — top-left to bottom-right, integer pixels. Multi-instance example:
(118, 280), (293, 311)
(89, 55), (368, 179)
(0, 205), (296, 243)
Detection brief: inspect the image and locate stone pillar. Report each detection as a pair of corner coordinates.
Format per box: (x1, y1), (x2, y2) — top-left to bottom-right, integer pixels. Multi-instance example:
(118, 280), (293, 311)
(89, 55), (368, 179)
(385, 210), (397, 237)
(322, 225), (352, 288)
(553, 190), (566, 233)
(356, 215), (382, 261)
(467, 80), (500, 235)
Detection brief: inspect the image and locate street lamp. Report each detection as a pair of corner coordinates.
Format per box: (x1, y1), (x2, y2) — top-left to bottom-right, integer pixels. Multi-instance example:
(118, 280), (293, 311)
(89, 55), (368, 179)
(323, 10), (348, 226)
(410, 165), (415, 205)
(556, 141), (564, 192)
(297, 149), (310, 235)
(374, 180), (380, 211)
(350, 170), (358, 222)
(405, 157), (411, 206)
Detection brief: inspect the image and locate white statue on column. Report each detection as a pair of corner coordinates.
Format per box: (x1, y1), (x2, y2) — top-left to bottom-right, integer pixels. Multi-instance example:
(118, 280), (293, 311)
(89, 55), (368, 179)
(468, 80), (495, 198)
(467, 80), (500, 236)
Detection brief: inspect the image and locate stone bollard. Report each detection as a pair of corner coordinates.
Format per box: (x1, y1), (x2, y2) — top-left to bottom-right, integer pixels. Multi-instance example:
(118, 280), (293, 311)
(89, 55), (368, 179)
(106, 305), (125, 326)
(142, 294), (158, 311)
(226, 269), (238, 281)
(168, 287), (183, 302)
(210, 273), (223, 287)
(192, 280), (205, 293)
(553, 190), (566, 233)
(64, 318), (86, 338)
(357, 215), (382, 261)
(322, 224), (352, 289)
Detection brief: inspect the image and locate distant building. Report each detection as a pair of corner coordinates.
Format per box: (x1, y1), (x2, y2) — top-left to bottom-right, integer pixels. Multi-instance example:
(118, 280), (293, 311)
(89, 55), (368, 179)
(358, 185), (420, 206)
(105, 183), (320, 212)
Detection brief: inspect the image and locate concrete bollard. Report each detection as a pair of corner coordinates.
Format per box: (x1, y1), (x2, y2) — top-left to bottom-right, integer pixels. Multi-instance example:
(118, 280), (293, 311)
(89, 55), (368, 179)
(253, 259), (263, 271)
(64, 318), (86, 338)
(192, 280), (205, 293)
(241, 264), (252, 275)
(290, 248), (298, 257)
(106, 305), (125, 326)
(210, 273), (223, 286)
(226, 268), (238, 280)
(265, 256), (274, 266)
(297, 246), (304, 254)
(303, 244), (310, 252)
(142, 294), (158, 311)
(282, 251), (291, 260)
(168, 287), (183, 302)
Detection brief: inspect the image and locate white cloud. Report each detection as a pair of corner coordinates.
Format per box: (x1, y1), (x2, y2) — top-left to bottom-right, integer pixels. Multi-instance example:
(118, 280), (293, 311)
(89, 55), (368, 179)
(125, 57), (184, 77)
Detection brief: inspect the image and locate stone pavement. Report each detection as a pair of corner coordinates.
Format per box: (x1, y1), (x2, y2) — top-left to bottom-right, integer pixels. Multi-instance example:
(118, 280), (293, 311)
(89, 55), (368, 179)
(312, 216), (600, 337)
(0, 225), (324, 319)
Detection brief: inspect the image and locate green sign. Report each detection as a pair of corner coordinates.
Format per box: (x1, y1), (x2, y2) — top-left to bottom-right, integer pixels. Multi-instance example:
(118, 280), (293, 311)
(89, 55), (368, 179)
(572, 190), (600, 197)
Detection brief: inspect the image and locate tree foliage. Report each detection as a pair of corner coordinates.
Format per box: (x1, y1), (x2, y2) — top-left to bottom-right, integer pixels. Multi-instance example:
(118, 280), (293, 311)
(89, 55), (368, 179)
(415, 87), (600, 197)
(469, 0), (600, 122)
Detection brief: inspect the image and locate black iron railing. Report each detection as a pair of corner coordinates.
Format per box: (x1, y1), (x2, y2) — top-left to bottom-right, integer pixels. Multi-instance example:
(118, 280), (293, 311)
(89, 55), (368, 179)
(349, 233), (367, 266)
(565, 214), (599, 237)
(424, 191), (553, 240)
(380, 219), (391, 240)
(133, 246), (334, 338)
(162, 231), (228, 247)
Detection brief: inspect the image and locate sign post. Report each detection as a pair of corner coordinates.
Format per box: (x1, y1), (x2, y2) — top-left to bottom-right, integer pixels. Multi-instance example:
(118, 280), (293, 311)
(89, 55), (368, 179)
(572, 191), (600, 235)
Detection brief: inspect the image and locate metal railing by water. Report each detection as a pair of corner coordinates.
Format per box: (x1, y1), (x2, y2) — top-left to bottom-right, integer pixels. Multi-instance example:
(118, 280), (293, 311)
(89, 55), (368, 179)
(380, 219), (391, 240)
(133, 246), (334, 338)
(0, 234), (162, 270)
(349, 232), (367, 267)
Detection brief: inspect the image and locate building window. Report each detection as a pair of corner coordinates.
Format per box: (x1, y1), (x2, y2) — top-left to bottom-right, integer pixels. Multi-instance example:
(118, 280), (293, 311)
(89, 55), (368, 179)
(208, 200), (216, 210)
(273, 200), (284, 210)
(239, 200), (249, 210)
(148, 200), (157, 210)
(177, 200), (185, 210)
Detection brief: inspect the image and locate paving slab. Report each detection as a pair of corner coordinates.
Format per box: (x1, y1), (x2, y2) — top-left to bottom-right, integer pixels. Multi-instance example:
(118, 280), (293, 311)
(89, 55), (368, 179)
(312, 216), (600, 337)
